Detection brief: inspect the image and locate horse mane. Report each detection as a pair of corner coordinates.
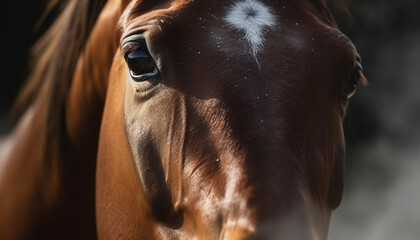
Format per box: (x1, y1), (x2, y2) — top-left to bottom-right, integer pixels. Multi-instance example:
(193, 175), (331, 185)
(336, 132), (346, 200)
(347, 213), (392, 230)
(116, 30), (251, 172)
(12, 0), (107, 168)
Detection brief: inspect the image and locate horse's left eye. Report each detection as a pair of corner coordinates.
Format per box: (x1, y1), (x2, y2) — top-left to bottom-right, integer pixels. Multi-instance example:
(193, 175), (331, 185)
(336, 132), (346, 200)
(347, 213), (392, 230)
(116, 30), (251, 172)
(342, 61), (363, 101)
(125, 49), (159, 81)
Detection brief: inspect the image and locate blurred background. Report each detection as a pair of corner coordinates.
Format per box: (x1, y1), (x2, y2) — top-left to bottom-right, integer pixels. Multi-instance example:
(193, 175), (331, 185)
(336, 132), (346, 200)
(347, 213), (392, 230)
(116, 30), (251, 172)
(0, 0), (419, 239)
(329, 1), (420, 239)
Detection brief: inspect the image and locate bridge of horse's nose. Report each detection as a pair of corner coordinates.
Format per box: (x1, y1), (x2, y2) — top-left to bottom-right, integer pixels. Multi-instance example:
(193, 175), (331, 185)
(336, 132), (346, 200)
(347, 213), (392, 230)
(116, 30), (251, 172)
(220, 225), (254, 240)
(211, 173), (314, 239)
(213, 152), (315, 240)
(219, 214), (313, 240)
(219, 211), (314, 240)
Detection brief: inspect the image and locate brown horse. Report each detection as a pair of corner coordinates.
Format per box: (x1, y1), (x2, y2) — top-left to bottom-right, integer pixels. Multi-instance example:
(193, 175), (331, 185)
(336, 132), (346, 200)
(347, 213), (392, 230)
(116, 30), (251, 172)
(0, 0), (366, 239)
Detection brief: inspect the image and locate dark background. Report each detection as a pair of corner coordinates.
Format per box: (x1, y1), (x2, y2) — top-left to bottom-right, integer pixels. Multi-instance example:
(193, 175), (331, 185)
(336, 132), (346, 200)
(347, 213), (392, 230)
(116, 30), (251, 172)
(0, 1), (51, 131)
(1, 1), (419, 239)
(329, 1), (420, 239)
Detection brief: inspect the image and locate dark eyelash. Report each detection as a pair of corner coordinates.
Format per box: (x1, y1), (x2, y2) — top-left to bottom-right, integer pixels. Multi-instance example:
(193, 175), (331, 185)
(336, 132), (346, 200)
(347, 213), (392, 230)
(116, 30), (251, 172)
(120, 34), (148, 57)
(121, 43), (141, 58)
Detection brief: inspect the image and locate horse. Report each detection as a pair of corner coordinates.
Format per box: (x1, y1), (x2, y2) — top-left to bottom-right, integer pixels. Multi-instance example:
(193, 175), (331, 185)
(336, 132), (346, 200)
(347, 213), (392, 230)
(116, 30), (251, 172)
(0, 0), (367, 239)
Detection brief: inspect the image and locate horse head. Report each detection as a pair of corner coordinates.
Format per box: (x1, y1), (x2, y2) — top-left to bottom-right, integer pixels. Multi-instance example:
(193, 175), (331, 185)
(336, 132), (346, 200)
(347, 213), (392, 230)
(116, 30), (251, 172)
(96, 0), (366, 239)
(0, 0), (365, 239)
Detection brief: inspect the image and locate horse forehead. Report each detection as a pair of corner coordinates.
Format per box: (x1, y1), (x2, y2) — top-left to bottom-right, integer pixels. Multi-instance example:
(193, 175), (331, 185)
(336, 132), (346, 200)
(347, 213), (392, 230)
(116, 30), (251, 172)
(123, 0), (333, 43)
(122, 0), (351, 69)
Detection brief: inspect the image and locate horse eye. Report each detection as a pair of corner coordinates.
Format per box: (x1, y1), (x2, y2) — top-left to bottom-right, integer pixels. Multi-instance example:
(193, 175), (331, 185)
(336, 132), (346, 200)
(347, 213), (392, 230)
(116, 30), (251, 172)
(342, 61), (363, 101)
(125, 49), (159, 82)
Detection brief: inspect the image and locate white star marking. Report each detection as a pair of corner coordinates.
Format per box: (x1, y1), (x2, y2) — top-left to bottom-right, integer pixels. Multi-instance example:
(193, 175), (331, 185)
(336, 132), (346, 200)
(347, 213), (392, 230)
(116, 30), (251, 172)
(224, 0), (277, 60)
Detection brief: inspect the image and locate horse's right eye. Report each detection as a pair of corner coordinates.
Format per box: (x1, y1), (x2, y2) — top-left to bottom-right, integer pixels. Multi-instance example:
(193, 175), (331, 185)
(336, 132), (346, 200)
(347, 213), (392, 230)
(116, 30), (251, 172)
(122, 33), (160, 82)
(125, 49), (159, 82)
